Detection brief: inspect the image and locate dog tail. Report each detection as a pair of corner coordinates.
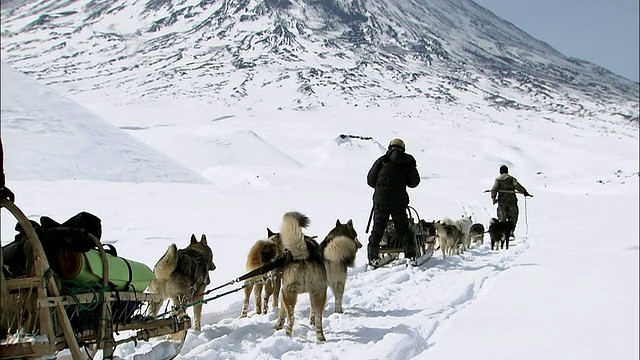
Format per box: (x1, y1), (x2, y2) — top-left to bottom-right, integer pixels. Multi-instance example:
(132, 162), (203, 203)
(280, 211), (310, 260)
(153, 244), (179, 279)
(440, 217), (455, 226)
(323, 236), (358, 268)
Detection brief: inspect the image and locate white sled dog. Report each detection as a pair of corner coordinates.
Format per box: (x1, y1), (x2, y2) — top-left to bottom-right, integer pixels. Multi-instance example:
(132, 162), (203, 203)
(320, 219), (362, 314)
(275, 211), (328, 341)
(455, 215), (473, 251)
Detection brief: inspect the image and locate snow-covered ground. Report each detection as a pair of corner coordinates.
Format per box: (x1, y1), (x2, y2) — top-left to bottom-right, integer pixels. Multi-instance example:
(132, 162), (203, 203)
(1, 62), (638, 360)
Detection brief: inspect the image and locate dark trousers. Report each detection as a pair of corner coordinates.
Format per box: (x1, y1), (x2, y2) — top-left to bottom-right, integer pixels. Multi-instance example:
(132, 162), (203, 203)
(367, 204), (416, 260)
(497, 202), (519, 235)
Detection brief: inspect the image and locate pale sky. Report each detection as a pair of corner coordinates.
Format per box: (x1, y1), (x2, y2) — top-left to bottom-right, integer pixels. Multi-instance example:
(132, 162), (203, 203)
(472, 0), (640, 83)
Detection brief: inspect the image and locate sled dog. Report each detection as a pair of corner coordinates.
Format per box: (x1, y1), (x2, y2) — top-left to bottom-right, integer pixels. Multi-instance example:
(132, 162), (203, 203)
(147, 234), (216, 331)
(320, 219), (362, 314)
(274, 211), (328, 341)
(489, 218), (514, 250)
(455, 215), (473, 251)
(434, 218), (463, 258)
(240, 228), (284, 317)
(469, 223), (485, 245)
(418, 219), (438, 245)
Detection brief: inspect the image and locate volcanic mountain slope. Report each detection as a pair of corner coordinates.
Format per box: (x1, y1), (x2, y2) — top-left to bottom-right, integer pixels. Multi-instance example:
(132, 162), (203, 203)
(1, 0), (638, 119)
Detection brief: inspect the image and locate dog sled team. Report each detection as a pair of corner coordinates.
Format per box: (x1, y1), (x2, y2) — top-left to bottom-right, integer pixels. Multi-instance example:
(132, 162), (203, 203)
(365, 138), (532, 268)
(1, 137), (533, 344)
(147, 211), (361, 342)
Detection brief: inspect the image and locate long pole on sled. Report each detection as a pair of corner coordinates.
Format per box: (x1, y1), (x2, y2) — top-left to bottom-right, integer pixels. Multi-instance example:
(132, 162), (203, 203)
(483, 189), (527, 194)
(365, 204), (374, 234)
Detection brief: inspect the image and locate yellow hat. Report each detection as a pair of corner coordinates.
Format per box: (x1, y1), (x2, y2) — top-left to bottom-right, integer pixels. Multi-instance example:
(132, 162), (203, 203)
(389, 138), (405, 150)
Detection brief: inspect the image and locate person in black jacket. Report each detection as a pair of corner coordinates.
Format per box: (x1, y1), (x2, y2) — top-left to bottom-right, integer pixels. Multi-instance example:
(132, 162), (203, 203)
(366, 138), (420, 267)
(0, 137), (15, 203)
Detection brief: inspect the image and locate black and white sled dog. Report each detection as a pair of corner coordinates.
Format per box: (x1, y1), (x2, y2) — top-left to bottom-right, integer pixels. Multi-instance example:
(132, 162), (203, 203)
(488, 218), (514, 251)
(320, 219), (362, 314)
(275, 211), (328, 341)
(469, 223), (485, 245)
(147, 234), (216, 332)
(418, 219), (438, 246)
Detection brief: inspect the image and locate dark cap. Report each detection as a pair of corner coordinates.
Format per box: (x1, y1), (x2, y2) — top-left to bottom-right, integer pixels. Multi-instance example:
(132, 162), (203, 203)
(499, 165), (509, 174)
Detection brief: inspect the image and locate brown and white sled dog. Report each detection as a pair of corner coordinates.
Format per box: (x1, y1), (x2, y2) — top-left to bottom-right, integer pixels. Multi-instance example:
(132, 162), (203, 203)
(469, 223), (485, 245)
(147, 234), (216, 332)
(240, 228), (284, 318)
(320, 219), (362, 314)
(274, 211), (328, 341)
(434, 218), (463, 258)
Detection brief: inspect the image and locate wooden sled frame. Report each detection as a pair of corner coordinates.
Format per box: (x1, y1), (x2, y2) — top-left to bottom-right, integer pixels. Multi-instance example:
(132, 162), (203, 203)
(376, 206), (437, 265)
(0, 199), (190, 360)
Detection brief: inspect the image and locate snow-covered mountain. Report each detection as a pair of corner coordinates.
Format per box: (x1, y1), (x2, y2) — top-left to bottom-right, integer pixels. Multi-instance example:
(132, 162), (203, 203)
(0, 61), (209, 183)
(1, 0), (638, 119)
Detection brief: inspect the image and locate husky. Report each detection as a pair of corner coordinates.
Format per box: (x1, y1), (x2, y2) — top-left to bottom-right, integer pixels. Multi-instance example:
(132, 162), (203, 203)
(320, 219), (362, 314)
(274, 211), (328, 341)
(469, 223), (486, 245)
(488, 218), (514, 250)
(418, 219), (438, 248)
(147, 234), (216, 332)
(240, 228), (284, 318)
(454, 215), (473, 251)
(434, 218), (463, 258)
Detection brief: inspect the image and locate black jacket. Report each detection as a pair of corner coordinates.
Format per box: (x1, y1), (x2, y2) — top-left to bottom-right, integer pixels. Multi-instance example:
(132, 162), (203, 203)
(1, 137), (5, 188)
(367, 149), (420, 208)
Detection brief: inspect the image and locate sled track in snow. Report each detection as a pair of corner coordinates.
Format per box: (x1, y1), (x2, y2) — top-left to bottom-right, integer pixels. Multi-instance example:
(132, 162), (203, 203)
(113, 239), (531, 360)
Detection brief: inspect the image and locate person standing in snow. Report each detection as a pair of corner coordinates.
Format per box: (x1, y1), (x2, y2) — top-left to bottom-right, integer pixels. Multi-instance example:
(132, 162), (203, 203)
(490, 165), (531, 237)
(366, 138), (420, 267)
(0, 138), (15, 203)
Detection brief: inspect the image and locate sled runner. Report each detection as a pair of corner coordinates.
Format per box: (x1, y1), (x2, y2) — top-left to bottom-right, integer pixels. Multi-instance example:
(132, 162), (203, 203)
(372, 206), (436, 268)
(0, 199), (189, 360)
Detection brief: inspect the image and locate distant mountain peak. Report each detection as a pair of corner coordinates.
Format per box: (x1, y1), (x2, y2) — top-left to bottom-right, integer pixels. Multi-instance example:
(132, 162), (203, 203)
(1, 0), (637, 120)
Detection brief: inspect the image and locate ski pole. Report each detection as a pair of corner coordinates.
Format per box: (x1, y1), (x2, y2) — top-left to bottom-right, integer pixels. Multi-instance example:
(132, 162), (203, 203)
(524, 195), (529, 240)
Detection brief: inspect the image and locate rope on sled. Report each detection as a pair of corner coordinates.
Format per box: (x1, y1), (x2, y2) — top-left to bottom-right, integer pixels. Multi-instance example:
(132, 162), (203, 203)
(153, 272), (277, 319)
(62, 279), (108, 313)
(197, 252), (291, 298)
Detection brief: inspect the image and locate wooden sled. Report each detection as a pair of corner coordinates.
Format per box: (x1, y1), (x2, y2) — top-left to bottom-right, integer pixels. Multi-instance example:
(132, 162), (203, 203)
(375, 206), (437, 267)
(0, 199), (190, 360)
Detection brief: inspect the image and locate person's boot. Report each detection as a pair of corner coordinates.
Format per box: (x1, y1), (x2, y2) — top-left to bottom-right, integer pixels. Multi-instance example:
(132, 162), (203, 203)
(367, 242), (381, 268)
